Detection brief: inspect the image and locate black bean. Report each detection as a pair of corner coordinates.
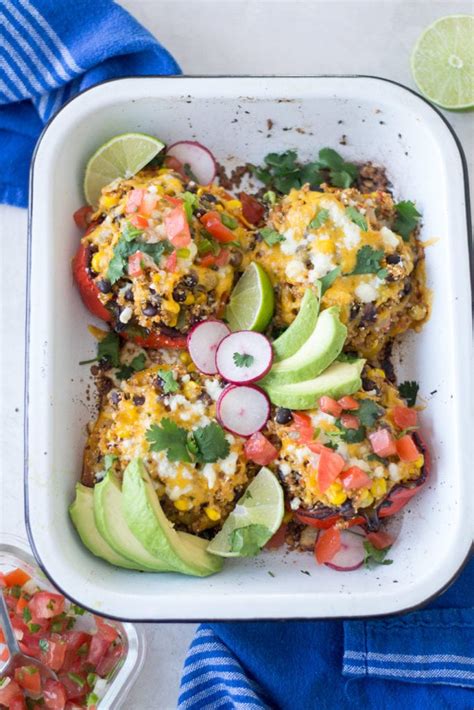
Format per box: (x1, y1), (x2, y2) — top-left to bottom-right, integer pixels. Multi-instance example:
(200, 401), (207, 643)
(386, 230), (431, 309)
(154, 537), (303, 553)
(362, 377), (378, 392)
(182, 272), (198, 289)
(386, 253), (401, 265)
(402, 280), (412, 296)
(172, 287), (187, 303)
(186, 182), (197, 193)
(229, 251), (243, 267)
(124, 289), (134, 301)
(361, 303), (377, 324)
(133, 395), (145, 406)
(97, 279), (112, 294)
(110, 391), (121, 405)
(275, 407), (293, 425)
(142, 303), (158, 316)
(114, 320), (127, 333)
(202, 193), (217, 203)
(194, 209), (205, 219)
(350, 303), (360, 320)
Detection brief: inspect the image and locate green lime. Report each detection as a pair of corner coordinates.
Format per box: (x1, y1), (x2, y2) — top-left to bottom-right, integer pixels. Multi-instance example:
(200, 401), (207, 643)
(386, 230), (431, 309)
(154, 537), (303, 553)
(225, 261), (275, 332)
(411, 15), (474, 110)
(207, 467), (284, 558)
(84, 133), (165, 206)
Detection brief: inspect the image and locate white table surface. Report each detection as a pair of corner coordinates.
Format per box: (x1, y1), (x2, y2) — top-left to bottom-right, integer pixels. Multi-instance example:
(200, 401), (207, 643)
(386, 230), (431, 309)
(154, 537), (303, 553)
(1, 1), (472, 707)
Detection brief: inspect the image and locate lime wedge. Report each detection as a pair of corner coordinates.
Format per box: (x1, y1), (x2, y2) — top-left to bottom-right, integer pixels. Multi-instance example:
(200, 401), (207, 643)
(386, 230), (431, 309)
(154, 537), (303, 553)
(84, 133), (165, 206)
(207, 467), (284, 558)
(225, 262), (275, 332)
(411, 15), (474, 110)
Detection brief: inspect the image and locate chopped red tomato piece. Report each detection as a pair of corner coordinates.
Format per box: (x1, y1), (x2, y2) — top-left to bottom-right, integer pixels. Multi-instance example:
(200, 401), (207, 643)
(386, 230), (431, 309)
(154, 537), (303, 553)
(340, 413), (359, 429)
(164, 251), (177, 272)
(4, 568), (31, 587)
(239, 192), (265, 225)
(340, 466), (372, 490)
(291, 412), (313, 441)
(72, 206), (93, 230)
(319, 396), (343, 418)
(43, 679), (68, 710)
(314, 527), (341, 564)
(94, 617), (119, 644)
(244, 432), (279, 466)
(15, 666), (42, 694)
(318, 449), (345, 493)
(140, 193), (158, 216)
(214, 248), (230, 267)
(72, 244), (111, 323)
(200, 212), (235, 243)
(368, 428), (397, 457)
(127, 251), (144, 277)
(28, 592), (65, 620)
(0, 571), (6, 588)
(265, 523), (288, 549)
(87, 634), (110, 666)
(198, 253), (216, 267)
(396, 434), (420, 462)
(96, 643), (124, 677)
(42, 634), (67, 672)
(337, 395), (359, 410)
(128, 213), (149, 230)
(9, 695), (27, 710)
(366, 530), (394, 549)
(16, 596), (28, 615)
(125, 189), (145, 214)
(0, 680), (23, 706)
(163, 155), (187, 179)
(58, 673), (88, 701)
(165, 205), (191, 247)
(392, 405), (418, 429)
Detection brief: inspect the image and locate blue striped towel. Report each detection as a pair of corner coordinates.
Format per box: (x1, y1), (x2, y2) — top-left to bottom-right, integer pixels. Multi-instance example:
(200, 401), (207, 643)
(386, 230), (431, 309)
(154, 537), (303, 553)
(0, 0), (180, 207)
(179, 557), (474, 709)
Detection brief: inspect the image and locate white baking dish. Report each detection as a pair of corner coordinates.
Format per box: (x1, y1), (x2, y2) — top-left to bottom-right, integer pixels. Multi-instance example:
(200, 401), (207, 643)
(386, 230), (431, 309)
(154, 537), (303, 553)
(26, 76), (473, 620)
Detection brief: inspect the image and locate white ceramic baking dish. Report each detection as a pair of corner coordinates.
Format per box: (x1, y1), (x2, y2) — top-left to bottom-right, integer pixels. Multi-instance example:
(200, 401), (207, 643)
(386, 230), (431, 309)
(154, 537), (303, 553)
(26, 76), (473, 620)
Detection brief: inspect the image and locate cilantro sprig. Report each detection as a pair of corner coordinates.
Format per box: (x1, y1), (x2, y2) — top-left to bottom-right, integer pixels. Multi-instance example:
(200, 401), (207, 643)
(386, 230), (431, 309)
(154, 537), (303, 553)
(259, 227), (285, 246)
(233, 352), (254, 368)
(116, 352), (147, 380)
(345, 206), (368, 231)
(156, 368), (179, 394)
(146, 419), (230, 464)
(394, 201), (421, 241)
(317, 148), (358, 189)
(309, 208), (329, 230)
(350, 245), (386, 278)
(80, 331), (120, 367)
(319, 266), (342, 295)
(364, 541), (393, 568)
(398, 380), (419, 407)
(107, 235), (172, 284)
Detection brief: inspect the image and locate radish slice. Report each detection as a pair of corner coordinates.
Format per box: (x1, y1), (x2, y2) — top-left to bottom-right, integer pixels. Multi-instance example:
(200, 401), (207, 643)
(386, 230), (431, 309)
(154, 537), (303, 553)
(216, 331), (273, 384)
(217, 384), (270, 437)
(166, 141), (217, 185)
(325, 529), (366, 571)
(187, 320), (230, 375)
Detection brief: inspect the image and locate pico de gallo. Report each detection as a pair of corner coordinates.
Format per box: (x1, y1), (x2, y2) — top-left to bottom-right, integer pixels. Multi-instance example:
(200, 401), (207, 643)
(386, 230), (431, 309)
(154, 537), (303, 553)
(0, 568), (125, 709)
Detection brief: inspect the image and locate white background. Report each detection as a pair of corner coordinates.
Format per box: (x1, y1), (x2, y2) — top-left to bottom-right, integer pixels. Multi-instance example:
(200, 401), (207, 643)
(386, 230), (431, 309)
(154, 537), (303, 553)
(1, 1), (472, 707)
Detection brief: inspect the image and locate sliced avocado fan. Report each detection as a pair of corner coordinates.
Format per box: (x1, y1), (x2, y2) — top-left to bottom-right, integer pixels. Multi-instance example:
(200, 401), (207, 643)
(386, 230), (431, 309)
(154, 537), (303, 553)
(272, 285), (321, 362)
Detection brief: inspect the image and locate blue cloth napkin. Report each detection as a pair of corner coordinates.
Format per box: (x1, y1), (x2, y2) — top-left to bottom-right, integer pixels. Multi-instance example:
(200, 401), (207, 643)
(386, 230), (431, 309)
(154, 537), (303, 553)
(178, 557), (474, 710)
(0, 0), (180, 208)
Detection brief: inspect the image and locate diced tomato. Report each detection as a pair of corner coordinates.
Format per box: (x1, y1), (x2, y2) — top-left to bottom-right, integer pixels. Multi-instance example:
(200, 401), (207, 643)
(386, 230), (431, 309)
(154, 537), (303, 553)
(95, 617), (119, 644)
(265, 523), (288, 549)
(366, 530), (394, 549)
(9, 696), (27, 710)
(244, 432), (279, 466)
(340, 466), (372, 490)
(392, 405), (418, 429)
(164, 251), (177, 272)
(87, 634), (110, 666)
(198, 253), (216, 267)
(127, 251), (144, 277)
(0, 680), (23, 706)
(0, 647), (10, 662)
(396, 434), (420, 462)
(58, 674), (88, 701)
(291, 412), (313, 441)
(163, 195), (182, 207)
(239, 192), (265, 225)
(368, 428), (397, 457)
(314, 527), (341, 564)
(73, 205), (93, 230)
(140, 193), (158, 216)
(163, 155), (187, 179)
(16, 596), (28, 615)
(337, 395), (359, 411)
(319, 396), (342, 418)
(121, 330), (187, 350)
(61, 632), (92, 672)
(0, 571), (6, 588)
(0, 627), (4, 643)
(318, 448), (345, 493)
(96, 643), (124, 677)
(340, 413), (359, 430)
(214, 248), (230, 267)
(4, 569), (31, 587)
(28, 592), (65, 620)
(125, 189), (145, 214)
(72, 243), (111, 323)
(200, 212), (235, 243)
(43, 679), (68, 710)
(128, 213), (149, 230)
(165, 205), (191, 247)
(15, 665), (42, 694)
(42, 634), (67, 672)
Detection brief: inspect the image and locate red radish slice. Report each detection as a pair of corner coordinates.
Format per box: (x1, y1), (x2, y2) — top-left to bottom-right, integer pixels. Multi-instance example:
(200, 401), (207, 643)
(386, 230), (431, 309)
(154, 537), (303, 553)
(187, 320), (230, 375)
(217, 384), (270, 437)
(166, 141), (217, 185)
(216, 331), (273, 384)
(325, 530), (366, 571)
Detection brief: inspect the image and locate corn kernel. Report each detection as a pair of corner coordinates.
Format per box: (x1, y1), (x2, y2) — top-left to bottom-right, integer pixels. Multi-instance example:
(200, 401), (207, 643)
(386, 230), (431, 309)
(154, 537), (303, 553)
(164, 299), (180, 314)
(357, 490), (374, 508)
(184, 293), (195, 305)
(101, 194), (116, 209)
(205, 506), (221, 521)
(174, 498), (191, 512)
(187, 363), (197, 372)
(225, 199), (242, 211)
(91, 252), (102, 273)
(316, 238), (336, 255)
(326, 482), (347, 506)
(370, 478), (387, 498)
(179, 352), (191, 364)
(183, 381), (200, 401)
(415, 455), (424, 468)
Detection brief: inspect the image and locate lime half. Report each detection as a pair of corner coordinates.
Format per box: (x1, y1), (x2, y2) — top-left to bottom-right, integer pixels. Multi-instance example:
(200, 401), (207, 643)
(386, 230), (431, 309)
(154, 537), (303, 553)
(225, 262), (275, 332)
(84, 133), (165, 206)
(411, 15), (474, 110)
(207, 467), (284, 558)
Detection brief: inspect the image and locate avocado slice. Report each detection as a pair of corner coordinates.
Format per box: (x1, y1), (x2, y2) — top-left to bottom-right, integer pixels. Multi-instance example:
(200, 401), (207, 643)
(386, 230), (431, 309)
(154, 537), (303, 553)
(272, 285), (321, 362)
(262, 358), (365, 410)
(69, 484), (145, 570)
(263, 307), (347, 386)
(93, 473), (174, 572)
(122, 459), (223, 577)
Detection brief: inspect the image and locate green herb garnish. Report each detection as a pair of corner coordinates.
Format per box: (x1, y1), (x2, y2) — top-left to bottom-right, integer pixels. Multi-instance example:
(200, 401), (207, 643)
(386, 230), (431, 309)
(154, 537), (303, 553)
(345, 206), (368, 231)
(107, 237), (172, 284)
(221, 213), (238, 230)
(363, 541), (393, 568)
(156, 368), (179, 394)
(116, 353), (147, 380)
(350, 245), (385, 275)
(68, 672), (85, 688)
(316, 147), (358, 188)
(357, 399), (383, 427)
(309, 208), (329, 230)
(319, 266), (342, 295)
(23, 606), (32, 622)
(146, 419), (229, 464)
(335, 421), (366, 443)
(259, 227), (285, 246)
(233, 352), (254, 368)
(71, 604), (86, 616)
(398, 380), (419, 407)
(121, 222), (143, 242)
(394, 200), (421, 241)
(28, 623), (41, 633)
(39, 639), (49, 653)
(182, 191), (200, 223)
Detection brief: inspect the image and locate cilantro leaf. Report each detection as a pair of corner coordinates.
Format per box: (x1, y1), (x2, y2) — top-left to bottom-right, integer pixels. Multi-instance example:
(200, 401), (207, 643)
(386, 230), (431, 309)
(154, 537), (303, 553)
(309, 208), (329, 230)
(252, 150), (323, 194)
(345, 206), (368, 231)
(367, 453), (387, 464)
(97, 332), (120, 367)
(335, 421), (366, 443)
(357, 399), (383, 427)
(351, 245), (385, 275)
(182, 191), (200, 223)
(259, 227), (285, 246)
(316, 148), (358, 187)
(394, 201), (421, 241)
(229, 524), (271, 556)
(146, 419), (192, 462)
(221, 213), (238, 230)
(233, 352), (254, 368)
(319, 266), (342, 295)
(363, 541), (393, 569)
(121, 222), (143, 242)
(192, 422), (230, 463)
(398, 380), (419, 407)
(107, 237), (171, 284)
(23, 606), (32, 622)
(116, 352), (147, 380)
(156, 368), (179, 394)
(197, 235), (219, 256)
